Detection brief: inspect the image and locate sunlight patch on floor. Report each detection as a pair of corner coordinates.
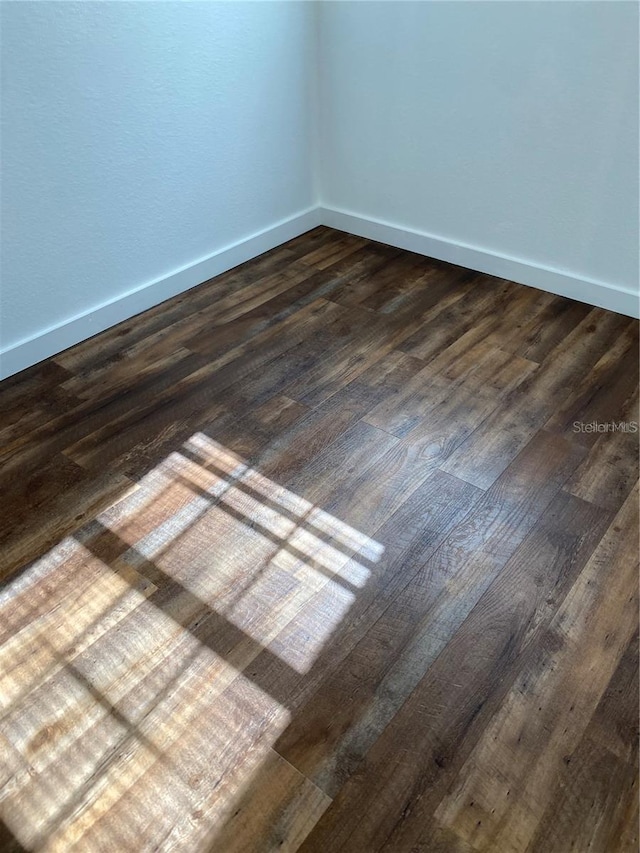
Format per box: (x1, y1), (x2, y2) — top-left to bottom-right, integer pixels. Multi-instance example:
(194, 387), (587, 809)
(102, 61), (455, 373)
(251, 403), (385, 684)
(0, 434), (383, 851)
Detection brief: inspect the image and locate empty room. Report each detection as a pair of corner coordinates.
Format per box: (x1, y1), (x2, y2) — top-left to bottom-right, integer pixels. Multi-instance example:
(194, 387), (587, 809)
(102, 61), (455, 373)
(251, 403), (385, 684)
(0, 1), (638, 851)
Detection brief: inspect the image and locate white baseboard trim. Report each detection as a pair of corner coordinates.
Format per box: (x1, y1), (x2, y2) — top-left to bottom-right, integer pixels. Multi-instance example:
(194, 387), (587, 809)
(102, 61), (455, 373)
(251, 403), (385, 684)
(2, 203), (636, 380)
(321, 206), (640, 320)
(0, 206), (323, 380)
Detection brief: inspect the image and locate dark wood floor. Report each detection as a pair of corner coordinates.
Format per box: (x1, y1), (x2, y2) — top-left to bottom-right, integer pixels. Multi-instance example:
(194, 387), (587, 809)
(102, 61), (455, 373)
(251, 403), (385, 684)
(0, 226), (638, 852)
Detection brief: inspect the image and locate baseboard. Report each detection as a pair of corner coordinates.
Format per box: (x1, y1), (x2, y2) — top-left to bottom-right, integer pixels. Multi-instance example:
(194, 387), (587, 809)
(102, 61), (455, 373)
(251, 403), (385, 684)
(0, 206), (323, 380)
(320, 206), (640, 320)
(2, 202), (636, 380)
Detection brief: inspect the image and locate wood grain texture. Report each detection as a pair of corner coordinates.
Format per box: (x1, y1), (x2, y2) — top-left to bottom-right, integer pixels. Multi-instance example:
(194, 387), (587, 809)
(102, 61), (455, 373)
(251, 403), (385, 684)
(0, 227), (637, 852)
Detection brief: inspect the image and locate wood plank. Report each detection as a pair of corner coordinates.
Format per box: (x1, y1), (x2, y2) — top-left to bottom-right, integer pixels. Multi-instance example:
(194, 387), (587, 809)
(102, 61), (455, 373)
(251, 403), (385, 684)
(298, 232), (367, 269)
(296, 450), (614, 853)
(0, 454), (88, 538)
(0, 348), (212, 477)
(233, 470), (481, 707)
(0, 359), (71, 404)
(206, 350), (424, 496)
(61, 299), (344, 473)
(52, 226), (336, 374)
(588, 631), (639, 764)
(333, 350), (540, 535)
(434, 485), (638, 853)
(365, 335), (536, 439)
(543, 318), (638, 442)
(203, 750), (331, 853)
(277, 433), (595, 801)
(439, 308), (631, 489)
(184, 241), (401, 359)
(0, 471), (137, 583)
(507, 293), (592, 363)
(397, 275), (517, 360)
(0, 417), (392, 848)
(46, 677), (290, 852)
(335, 249), (430, 310)
(563, 388), (639, 511)
(522, 733), (637, 853)
(0, 365), (78, 448)
(527, 631), (639, 852)
(6, 294), (344, 474)
(0, 386), (77, 449)
(200, 395), (311, 467)
(1, 227), (637, 853)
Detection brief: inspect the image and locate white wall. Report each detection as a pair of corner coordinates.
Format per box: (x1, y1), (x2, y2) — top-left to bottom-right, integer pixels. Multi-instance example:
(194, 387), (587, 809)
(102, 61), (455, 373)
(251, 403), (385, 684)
(2, 1), (638, 378)
(318, 1), (639, 304)
(1, 1), (317, 371)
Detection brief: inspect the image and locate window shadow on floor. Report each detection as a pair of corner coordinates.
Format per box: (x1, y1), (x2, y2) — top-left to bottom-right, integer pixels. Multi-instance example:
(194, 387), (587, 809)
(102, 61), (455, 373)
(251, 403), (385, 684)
(0, 434), (385, 850)
(0, 819), (29, 853)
